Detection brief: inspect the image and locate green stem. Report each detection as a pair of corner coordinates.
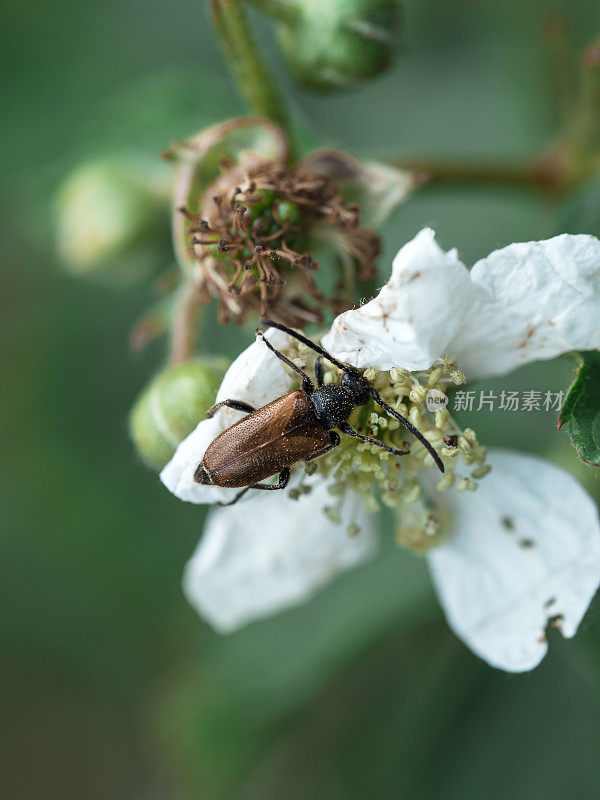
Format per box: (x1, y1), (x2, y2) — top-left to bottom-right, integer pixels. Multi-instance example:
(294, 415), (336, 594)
(570, 38), (600, 156)
(211, 0), (289, 134)
(543, 11), (577, 129)
(390, 155), (570, 194)
(170, 280), (202, 365)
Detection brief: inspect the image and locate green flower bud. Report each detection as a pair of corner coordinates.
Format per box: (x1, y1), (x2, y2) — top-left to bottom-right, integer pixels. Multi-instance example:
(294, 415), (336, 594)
(129, 358), (229, 470)
(251, 0), (402, 92)
(55, 156), (171, 283)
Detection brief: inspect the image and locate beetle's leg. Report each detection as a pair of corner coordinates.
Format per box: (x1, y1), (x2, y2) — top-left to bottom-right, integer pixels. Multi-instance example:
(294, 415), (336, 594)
(249, 467), (291, 491)
(314, 356), (325, 387)
(217, 487), (251, 506)
(216, 470), (290, 506)
(339, 422), (411, 457)
(255, 329), (314, 394)
(206, 399), (255, 418)
(370, 388), (445, 473)
(305, 430), (340, 461)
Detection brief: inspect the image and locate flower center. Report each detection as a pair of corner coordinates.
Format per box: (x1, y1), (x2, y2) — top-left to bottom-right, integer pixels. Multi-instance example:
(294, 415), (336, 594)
(283, 341), (490, 554)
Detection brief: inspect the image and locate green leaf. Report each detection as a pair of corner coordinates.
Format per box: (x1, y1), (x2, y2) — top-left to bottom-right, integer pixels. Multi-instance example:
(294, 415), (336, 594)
(558, 351), (600, 468)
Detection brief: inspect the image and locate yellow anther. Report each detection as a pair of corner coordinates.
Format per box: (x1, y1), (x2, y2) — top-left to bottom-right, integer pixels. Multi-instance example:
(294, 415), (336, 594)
(450, 370), (466, 385)
(443, 354), (458, 371)
(409, 384), (428, 405)
(441, 446), (460, 459)
(436, 472), (455, 492)
(324, 505), (342, 524)
(435, 408), (450, 429)
(458, 436), (472, 454)
(427, 368), (444, 387)
(471, 464), (492, 479)
(462, 428), (478, 445)
(403, 483), (421, 503)
(409, 406), (421, 428)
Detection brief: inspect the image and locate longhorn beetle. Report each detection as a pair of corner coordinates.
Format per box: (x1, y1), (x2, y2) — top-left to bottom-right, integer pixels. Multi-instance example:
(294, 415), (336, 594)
(194, 319), (444, 506)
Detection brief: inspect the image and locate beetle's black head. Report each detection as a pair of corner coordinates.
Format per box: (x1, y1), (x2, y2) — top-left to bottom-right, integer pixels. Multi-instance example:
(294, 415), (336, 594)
(341, 370), (371, 406)
(194, 463), (212, 485)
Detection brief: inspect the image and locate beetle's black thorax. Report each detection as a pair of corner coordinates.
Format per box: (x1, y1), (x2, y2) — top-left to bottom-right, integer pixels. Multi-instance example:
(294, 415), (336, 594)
(309, 385), (356, 429)
(341, 371), (371, 405)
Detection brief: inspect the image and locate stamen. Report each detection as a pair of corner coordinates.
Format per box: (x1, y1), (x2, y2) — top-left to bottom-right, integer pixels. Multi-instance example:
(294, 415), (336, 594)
(278, 347), (492, 555)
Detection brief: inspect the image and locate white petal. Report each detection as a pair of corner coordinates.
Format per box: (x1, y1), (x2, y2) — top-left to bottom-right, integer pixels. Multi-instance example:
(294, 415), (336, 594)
(215, 327), (296, 408)
(160, 328), (296, 504)
(427, 449), (600, 672)
(159, 415), (237, 504)
(322, 228), (473, 370)
(449, 234), (600, 379)
(183, 481), (378, 632)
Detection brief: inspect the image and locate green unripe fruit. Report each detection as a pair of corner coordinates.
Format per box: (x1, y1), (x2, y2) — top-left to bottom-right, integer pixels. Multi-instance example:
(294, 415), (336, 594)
(55, 156), (171, 283)
(129, 358), (229, 470)
(251, 0), (402, 92)
(276, 199), (302, 225)
(247, 189), (277, 221)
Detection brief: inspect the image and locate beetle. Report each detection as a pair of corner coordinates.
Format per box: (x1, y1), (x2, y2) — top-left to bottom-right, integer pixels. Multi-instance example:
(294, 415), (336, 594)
(194, 319), (444, 505)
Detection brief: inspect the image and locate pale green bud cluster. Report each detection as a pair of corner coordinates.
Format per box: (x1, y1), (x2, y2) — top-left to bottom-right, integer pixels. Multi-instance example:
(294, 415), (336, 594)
(250, 0), (402, 92)
(55, 156), (171, 283)
(129, 358), (229, 470)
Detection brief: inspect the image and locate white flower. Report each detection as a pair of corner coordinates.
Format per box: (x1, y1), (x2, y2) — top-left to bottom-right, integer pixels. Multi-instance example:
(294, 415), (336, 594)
(323, 227), (600, 377)
(162, 228), (600, 672)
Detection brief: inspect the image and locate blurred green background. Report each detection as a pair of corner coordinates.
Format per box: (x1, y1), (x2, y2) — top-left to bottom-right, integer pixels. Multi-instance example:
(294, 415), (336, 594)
(3, 0), (600, 798)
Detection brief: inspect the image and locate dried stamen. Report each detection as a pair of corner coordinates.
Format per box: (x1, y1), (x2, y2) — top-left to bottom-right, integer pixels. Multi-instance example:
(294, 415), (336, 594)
(182, 158), (381, 326)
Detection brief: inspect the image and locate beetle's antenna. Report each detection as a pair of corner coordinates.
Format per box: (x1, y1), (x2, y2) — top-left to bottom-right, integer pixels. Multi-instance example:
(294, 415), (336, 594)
(260, 318), (361, 375)
(370, 388), (445, 473)
(255, 329), (314, 393)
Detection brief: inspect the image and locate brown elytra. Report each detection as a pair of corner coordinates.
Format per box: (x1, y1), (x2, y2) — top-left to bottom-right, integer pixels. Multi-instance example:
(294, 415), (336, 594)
(201, 390), (331, 488)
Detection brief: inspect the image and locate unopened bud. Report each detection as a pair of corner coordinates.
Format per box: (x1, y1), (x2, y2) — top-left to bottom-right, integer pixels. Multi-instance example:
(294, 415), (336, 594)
(55, 156), (170, 283)
(129, 358), (229, 470)
(252, 0), (402, 93)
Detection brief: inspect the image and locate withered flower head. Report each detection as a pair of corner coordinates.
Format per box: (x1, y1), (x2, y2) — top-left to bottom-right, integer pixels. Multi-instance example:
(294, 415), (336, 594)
(167, 118), (412, 328)
(182, 158), (380, 326)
